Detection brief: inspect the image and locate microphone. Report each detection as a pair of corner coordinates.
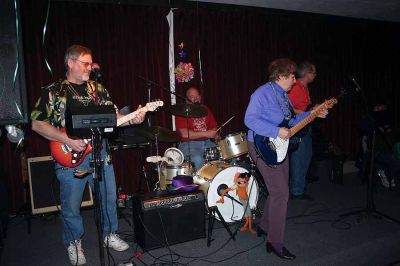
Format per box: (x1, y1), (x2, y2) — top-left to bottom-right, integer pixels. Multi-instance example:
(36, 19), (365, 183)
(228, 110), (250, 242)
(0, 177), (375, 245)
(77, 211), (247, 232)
(217, 184), (243, 206)
(91, 63), (101, 78)
(349, 75), (361, 92)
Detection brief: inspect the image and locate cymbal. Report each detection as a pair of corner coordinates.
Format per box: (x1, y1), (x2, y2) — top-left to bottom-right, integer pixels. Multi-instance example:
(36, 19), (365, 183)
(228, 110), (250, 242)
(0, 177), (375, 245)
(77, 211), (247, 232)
(142, 126), (180, 142)
(169, 103), (208, 118)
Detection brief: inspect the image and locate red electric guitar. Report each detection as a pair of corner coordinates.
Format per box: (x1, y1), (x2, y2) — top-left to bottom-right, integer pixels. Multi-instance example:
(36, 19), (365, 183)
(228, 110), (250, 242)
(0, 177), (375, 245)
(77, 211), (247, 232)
(50, 101), (163, 167)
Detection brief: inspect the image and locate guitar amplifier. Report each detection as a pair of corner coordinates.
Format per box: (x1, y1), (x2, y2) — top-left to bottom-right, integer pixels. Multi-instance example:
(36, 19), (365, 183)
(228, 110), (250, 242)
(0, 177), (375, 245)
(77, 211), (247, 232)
(132, 190), (206, 250)
(27, 156), (93, 214)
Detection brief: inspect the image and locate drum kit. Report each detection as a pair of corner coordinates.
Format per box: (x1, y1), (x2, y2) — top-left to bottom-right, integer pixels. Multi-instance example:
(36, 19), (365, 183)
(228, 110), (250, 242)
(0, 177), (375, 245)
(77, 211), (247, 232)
(112, 102), (259, 225)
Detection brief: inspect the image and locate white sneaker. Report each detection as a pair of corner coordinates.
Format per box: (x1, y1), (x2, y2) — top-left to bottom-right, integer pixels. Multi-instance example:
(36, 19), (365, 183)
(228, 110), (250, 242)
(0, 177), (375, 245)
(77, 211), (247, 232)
(67, 240), (86, 265)
(378, 169), (396, 188)
(104, 233), (129, 251)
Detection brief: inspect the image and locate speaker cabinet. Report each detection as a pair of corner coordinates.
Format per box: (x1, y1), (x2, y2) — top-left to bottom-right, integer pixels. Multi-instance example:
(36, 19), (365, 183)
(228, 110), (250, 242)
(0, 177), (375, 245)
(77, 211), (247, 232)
(132, 190), (206, 250)
(27, 156), (93, 215)
(0, 0), (28, 125)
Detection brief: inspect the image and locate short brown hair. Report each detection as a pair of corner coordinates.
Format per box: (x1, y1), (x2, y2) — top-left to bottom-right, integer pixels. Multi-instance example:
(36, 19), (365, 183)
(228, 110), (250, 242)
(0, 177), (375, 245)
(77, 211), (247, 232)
(64, 45), (92, 69)
(268, 58), (297, 81)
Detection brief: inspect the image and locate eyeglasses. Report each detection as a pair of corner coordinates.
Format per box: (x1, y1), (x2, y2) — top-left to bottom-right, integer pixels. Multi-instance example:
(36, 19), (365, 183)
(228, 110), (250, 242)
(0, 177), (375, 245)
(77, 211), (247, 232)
(73, 59), (93, 68)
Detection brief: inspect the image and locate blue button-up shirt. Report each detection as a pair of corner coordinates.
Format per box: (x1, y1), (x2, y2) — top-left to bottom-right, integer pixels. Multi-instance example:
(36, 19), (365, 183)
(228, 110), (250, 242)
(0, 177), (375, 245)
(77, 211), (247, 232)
(245, 81), (310, 142)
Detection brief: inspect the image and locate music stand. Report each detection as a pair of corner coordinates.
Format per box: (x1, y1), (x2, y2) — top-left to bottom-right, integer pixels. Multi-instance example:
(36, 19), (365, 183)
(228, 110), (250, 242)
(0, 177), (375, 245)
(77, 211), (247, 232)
(65, 104), (116, 266)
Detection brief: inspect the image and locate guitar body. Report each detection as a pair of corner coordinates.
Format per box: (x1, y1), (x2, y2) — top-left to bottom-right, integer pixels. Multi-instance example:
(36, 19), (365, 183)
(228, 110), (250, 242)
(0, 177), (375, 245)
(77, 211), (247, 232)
(254, 134), (289, 166)
(50, 128), (93, 168)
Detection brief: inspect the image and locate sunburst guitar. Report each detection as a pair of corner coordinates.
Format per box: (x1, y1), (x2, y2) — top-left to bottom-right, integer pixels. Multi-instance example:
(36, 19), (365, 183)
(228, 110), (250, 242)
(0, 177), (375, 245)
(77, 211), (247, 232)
(50, 101), (163, 167)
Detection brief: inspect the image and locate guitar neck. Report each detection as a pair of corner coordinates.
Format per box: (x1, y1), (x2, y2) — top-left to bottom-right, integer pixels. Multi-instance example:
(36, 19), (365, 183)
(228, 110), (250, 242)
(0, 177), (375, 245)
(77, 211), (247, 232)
(290, 111), (319, 135)
(116, 108), (146, 127)
(290, 97), (337, 135)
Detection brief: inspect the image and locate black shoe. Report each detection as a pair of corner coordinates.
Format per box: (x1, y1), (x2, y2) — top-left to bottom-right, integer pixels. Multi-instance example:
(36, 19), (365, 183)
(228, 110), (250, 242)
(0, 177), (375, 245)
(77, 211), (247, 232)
(256, 225), (267, 237)
(266, 242), (296, 260)
(290, 193), (314, 201)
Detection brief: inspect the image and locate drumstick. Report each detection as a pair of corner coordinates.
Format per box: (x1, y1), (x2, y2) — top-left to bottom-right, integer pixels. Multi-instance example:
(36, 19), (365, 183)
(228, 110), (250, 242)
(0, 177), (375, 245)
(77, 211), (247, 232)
(217, 115), (235, 132)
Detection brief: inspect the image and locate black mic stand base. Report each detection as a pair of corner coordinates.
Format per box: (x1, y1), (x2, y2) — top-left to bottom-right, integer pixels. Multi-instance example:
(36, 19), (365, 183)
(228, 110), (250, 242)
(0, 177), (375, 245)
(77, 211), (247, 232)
(340, 130), (400, 225)
(206, 205), (235, 247)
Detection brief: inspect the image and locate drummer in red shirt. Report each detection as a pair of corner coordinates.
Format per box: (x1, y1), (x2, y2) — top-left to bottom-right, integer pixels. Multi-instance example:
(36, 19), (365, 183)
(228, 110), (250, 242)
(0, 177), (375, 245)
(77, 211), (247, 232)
(287, 62), (317, 200)
(175, 87), (219, 170)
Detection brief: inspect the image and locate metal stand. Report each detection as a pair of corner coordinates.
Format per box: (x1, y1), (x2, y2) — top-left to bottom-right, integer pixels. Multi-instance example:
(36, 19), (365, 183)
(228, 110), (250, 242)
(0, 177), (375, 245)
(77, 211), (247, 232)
(184, 108), (194, 172)
(206, 205), (235, 247)
(90, 130), (106, 266)
(340, 130), (400, 224)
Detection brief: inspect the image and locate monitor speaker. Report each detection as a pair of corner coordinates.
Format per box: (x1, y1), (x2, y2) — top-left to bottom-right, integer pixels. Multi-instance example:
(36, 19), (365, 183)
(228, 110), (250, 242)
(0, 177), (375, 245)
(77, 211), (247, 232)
(27, 156), (93, 215)
(132, 190), (206, 250)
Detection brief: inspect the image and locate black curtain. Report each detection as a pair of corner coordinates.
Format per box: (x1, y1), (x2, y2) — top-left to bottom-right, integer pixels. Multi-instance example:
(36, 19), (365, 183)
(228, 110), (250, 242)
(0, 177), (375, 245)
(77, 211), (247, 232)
(1, 0), (399, 211)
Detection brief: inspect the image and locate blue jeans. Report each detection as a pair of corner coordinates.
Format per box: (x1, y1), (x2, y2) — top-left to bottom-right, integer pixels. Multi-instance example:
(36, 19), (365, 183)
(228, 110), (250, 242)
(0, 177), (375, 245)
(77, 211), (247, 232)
(290, 127), (312, 196)
(178, 139), (216, 170)
(56, 140), (118, 247)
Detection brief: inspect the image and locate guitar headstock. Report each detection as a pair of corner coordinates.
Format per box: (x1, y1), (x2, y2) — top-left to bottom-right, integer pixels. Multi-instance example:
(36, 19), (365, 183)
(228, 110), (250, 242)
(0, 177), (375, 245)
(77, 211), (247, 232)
(324, 98), (338, 109)
(145, 100), (164, 111)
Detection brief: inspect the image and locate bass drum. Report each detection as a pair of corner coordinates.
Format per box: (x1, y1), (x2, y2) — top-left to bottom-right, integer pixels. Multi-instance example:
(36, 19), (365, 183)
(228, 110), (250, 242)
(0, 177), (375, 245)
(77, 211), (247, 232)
(193, 161), (258, 223)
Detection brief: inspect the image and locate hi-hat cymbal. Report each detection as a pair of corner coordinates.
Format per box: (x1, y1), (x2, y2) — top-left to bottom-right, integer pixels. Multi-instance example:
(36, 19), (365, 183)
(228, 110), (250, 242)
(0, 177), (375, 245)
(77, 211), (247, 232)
(142, 126), (180, 142)
(169, 103), (208, 118)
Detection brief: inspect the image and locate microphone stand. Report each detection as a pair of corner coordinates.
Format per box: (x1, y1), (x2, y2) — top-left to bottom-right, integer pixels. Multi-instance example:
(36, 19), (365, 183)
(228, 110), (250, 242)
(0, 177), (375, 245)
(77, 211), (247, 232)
(137, 75), (187, 102)
(340, 80), (400, 225)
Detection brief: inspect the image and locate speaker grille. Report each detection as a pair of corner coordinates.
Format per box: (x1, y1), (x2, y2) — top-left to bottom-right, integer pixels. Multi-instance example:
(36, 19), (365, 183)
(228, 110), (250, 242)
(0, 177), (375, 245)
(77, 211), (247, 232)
(27, 156), (93, 214)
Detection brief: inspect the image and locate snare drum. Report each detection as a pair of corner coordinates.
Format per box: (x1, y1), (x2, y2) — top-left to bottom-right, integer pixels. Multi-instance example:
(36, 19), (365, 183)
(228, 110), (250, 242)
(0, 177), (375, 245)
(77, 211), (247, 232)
(218, 132), (248, 160)
(161, 161), (193, 184)
(204, 146), (222, 162)
(193, 161), (258, 223)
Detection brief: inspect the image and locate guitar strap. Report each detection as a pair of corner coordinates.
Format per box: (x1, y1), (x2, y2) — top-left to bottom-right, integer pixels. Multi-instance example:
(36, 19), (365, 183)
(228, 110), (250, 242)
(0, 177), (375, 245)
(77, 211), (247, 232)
(270, 83), (295, 123)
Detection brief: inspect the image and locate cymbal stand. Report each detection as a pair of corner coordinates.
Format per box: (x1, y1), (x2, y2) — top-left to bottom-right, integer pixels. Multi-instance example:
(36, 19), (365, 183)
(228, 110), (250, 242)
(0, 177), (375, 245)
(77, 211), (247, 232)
(153, 131), (166, 190)
(184, 106), (193, 172)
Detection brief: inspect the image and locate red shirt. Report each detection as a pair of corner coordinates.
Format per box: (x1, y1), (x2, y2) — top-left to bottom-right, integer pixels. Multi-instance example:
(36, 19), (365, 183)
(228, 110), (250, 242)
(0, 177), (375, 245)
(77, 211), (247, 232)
(175, 104), (217, 141)
(288, 81), (311, 112)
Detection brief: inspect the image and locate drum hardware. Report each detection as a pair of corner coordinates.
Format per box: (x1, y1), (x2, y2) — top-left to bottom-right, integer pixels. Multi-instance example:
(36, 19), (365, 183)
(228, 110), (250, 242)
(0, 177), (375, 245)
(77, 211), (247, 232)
(142, 126), (180, 143)
(143, 128), (167, 190)
(204, 146), (222, 162)
(169, 103), (208, 118)
(142, 127), (181, 190)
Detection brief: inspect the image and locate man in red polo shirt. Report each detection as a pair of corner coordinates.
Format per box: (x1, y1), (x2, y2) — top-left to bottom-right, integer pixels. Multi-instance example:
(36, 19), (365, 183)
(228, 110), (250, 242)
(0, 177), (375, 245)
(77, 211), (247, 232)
(287, 62), (317, 200)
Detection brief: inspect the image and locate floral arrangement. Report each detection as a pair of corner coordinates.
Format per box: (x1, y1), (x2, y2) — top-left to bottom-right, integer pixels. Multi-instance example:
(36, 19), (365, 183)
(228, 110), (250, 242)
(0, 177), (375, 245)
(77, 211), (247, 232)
(175, 62), (194, 83)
